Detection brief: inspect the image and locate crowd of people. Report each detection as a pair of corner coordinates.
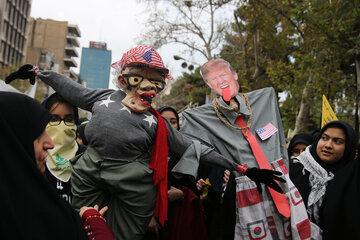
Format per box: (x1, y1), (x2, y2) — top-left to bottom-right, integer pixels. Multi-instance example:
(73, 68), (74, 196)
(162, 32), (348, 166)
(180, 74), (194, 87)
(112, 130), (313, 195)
(1, 46), (360, 240)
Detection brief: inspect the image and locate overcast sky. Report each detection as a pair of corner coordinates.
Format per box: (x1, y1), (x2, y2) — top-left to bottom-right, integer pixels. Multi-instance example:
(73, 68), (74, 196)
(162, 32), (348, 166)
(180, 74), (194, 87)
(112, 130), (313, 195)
(30, 0), (202, 87)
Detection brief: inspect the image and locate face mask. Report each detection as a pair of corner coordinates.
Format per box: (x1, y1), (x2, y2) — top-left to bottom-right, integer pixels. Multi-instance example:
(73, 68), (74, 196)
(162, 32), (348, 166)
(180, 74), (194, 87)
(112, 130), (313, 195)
(120, 67), (164, 113)
(45, 122), (78, 182)
(122, 81), (157, 113)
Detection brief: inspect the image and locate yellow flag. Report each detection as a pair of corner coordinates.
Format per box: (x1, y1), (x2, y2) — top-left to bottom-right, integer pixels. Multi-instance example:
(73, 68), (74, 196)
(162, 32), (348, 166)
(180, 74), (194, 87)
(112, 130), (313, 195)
(321, 95), (338, 128)
(200, 178), (212, 199)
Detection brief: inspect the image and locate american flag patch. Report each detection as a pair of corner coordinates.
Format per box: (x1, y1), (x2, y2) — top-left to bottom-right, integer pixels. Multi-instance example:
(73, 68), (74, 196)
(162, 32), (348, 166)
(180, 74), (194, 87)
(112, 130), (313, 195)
(255, 123), (278, 141)
(142, 50), (153, 63)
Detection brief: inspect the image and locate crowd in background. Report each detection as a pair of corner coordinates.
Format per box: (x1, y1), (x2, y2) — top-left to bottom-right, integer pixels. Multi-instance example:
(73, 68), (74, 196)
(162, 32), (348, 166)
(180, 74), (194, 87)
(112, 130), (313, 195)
(2, 50), (360, 240)
(3, 91), (360, 240)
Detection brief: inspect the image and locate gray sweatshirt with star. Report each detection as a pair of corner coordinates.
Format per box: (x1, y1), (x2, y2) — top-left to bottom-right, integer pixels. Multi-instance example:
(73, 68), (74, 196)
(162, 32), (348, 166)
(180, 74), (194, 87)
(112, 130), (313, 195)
(37, 71), (238, 176)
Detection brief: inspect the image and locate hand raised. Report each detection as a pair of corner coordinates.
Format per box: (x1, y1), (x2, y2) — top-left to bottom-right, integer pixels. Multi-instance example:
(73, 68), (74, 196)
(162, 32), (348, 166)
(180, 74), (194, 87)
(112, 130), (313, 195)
(79, 204), (108, 218)
(5, 64), (38, 85)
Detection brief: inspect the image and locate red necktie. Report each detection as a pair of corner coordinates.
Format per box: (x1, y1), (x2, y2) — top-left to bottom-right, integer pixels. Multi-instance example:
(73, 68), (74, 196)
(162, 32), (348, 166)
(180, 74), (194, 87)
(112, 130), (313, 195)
(236, 116), (291, 218)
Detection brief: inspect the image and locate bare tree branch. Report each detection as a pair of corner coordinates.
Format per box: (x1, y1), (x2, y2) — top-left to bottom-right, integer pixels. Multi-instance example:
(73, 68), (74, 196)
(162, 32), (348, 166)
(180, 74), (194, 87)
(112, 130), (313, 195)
(137, 0), (235, 60)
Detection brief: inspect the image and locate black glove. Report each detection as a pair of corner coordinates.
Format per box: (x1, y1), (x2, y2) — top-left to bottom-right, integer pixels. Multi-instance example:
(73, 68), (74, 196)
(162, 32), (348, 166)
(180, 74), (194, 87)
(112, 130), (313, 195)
(244, 168), (285, 194)
(5, 64), (37, 85)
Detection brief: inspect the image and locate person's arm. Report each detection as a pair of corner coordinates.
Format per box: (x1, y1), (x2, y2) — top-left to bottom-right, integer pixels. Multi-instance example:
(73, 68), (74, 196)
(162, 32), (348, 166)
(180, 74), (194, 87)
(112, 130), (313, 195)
(166, 120), (238, 173)
(166, 121), (285, 193)
(80, 205), (114, 240)
(37, 70), (114, 111)
(5, 65), (114, 111)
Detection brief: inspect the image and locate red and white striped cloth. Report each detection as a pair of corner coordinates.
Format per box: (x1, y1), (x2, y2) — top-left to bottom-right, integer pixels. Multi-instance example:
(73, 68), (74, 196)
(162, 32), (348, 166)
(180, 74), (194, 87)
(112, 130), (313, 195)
(111, 46), (173, 80)
(234, 159), (321, 240)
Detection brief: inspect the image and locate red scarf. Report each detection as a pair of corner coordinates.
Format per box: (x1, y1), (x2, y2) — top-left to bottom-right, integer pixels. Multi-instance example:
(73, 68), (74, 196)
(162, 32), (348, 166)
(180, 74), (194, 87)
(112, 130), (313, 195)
(149, 107), (169, 226)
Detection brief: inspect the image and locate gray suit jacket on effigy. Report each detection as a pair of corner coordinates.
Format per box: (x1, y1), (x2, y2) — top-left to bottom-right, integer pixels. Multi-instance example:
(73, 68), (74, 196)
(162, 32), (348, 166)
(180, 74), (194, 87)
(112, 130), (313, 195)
(175, 87), (289, 177)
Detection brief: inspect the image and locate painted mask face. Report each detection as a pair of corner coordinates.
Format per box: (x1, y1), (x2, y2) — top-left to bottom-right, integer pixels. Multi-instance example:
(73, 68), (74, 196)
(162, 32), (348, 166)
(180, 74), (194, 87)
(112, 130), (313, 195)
(204, 65), (239, 101)
(119, 67), (165, 113)
(316, 127), (346, 164)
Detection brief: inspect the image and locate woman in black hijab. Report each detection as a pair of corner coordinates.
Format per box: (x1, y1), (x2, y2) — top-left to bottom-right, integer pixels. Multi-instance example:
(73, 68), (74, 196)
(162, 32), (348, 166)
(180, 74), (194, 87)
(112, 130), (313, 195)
(0, 92), (88, 240)
(320, 136), (360, 238)
(289, 121), (357, 238)
(157, 106), (180, 130)
(287, 133), (313, 159)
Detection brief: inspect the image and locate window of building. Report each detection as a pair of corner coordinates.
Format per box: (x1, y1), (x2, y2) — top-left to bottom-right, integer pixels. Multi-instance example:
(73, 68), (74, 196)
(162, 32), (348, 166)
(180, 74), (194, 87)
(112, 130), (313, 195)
(6, 24), (10, 39)
(8, 26), (12, 41)
(17, 52), (21, 64)
(5, 0), (9, 15)
(12, 8), (16, 23)
(15, 11), (18, 25)
(12, 31), (15, 46)
(8, 5), (12, 20)
(12, 50), (16, 65)
(9, 28), (13, 43)
(12, 29), (16, 44)
(2, 21), (7, 35)
(0, 42), (4, 60)
(18, 34), (21, 49)
(7, 47), (12, 63)
(39, 53), (46, 63)
(10, 49), (15, 65)
(25, 2), (29, 16)
(17, 12), (21, 26)
(22, 18), (26, 32)
(14, 32), (18, 48)
(20, 0), (23, 13)
(20, 37), (24, 50)
(14, 52), (18, 64)
(19, 17), (23, 32)
(3, 44), (8, 63)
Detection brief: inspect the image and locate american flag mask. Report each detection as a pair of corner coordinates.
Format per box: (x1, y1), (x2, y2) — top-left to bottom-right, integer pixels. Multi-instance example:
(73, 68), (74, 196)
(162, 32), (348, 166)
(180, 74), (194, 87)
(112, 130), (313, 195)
(111, 46), (173, 80)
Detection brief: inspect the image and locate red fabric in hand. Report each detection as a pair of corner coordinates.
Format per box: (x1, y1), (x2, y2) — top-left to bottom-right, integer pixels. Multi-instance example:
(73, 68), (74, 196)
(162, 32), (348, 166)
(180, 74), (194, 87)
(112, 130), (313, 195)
(169, 186), (208, 240)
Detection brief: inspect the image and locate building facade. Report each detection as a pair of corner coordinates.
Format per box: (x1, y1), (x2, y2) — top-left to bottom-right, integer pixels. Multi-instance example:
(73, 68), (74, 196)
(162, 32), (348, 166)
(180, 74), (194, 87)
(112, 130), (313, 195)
(0, 0), (32, 66)
(80, 41), (111, 89)
(26, 17), (81, 80)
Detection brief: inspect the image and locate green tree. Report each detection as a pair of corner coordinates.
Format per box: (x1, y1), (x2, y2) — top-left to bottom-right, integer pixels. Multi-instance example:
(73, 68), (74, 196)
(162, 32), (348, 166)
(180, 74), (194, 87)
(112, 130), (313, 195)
(309, 0), (360, 136)
(159, 68), (210, 110)
(221, 0), (359, 136)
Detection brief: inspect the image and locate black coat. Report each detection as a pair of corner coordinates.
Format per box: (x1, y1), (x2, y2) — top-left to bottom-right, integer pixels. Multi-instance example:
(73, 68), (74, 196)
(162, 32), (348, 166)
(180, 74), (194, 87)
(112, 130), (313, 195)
(0, 92), (87, 240)
(290, 121), (359, 239)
